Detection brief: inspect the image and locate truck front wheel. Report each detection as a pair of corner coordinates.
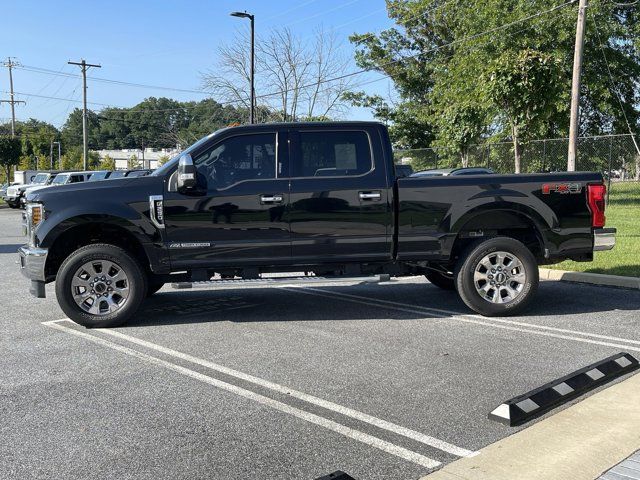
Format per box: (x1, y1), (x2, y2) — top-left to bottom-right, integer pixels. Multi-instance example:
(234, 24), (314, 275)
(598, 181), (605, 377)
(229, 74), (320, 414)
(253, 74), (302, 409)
(55, 244), (148, 328)
(455, 237), (538, 316)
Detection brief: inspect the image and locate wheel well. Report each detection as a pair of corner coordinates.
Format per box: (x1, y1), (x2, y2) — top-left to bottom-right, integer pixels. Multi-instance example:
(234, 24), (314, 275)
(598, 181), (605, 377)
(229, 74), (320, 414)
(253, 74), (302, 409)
(451, 211), (544, 263)
(45, 223), (151, 280)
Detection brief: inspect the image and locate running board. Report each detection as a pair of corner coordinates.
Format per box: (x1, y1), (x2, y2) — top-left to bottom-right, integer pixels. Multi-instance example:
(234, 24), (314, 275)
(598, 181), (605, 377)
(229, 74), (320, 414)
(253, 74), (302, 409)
(171, 274), (392, 289)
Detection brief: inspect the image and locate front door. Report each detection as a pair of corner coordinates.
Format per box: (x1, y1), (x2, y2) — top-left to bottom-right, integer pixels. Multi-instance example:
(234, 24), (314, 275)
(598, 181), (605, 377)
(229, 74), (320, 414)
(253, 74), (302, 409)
(163, 130), (290, 269)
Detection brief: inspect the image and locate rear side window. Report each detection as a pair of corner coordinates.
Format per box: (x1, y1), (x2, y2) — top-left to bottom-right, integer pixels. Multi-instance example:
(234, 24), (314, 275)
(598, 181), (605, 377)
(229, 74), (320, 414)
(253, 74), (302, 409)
(294, 131), (372, 177)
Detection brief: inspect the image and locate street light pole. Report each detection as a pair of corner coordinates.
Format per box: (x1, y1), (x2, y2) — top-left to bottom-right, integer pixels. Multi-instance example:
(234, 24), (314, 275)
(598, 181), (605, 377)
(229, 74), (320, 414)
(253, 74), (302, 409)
(230, 11), (255, 124)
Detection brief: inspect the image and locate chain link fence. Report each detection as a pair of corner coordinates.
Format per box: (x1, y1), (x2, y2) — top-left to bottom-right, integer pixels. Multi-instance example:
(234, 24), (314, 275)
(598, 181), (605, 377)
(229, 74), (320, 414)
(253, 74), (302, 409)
(394, 134), (640, 203)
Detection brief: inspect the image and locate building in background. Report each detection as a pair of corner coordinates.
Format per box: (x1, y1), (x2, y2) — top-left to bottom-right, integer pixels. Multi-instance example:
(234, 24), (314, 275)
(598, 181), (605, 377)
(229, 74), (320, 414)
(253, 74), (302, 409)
(95, 148), (180, 170)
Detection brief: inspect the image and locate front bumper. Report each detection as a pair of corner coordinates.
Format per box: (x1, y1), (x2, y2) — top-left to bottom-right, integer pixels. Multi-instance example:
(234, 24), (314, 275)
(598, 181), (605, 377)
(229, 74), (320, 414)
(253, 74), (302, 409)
(18, 245), (48, 298)
(593, 228), (616, 251)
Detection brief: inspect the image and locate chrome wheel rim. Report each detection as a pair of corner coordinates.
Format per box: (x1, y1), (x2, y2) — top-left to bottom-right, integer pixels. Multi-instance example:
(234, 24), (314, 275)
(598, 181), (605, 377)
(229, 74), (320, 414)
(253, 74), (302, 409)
(474, 251), (526, 304)
(71, 260), (130, 316)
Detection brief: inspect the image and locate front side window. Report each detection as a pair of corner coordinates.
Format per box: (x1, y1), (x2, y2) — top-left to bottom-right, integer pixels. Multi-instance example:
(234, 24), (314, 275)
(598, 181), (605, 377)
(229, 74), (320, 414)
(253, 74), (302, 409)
(294, 130), (372, 177)
(193, 133), (276, 190)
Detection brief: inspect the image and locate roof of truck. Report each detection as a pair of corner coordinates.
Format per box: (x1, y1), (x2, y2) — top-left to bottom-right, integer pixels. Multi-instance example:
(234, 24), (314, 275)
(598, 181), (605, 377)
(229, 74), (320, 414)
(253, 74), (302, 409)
(220, 121), (385, 132)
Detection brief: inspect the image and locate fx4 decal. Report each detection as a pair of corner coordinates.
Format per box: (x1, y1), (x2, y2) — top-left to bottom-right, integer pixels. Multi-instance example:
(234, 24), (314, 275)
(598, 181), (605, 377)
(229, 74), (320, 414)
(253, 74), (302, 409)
(542, 183), (582, 195)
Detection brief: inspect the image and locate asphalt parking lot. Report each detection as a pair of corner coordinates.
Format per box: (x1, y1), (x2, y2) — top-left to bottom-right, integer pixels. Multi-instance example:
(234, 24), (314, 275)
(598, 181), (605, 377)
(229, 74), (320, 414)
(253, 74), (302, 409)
(1, 206), (640, 480)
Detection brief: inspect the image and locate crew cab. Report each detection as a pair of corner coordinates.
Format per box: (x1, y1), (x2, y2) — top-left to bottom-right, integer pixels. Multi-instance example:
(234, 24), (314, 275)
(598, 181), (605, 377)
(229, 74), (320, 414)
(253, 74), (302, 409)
(19, 122), (615, 328)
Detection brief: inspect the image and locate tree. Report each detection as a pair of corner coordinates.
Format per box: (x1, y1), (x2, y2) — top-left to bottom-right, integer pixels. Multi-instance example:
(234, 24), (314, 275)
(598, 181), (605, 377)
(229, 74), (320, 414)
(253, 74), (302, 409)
(128, 154), (140, 169)
(61, 108), (101, 149)
(348, 0), (640, 168)
(157, 155), (170, 167)
(0, 136), (22, 182)
(99, 154), (115, 170)
(60, 146), (100, 171)
(486, 50), (562, 172)
(202, 27), (353, 121)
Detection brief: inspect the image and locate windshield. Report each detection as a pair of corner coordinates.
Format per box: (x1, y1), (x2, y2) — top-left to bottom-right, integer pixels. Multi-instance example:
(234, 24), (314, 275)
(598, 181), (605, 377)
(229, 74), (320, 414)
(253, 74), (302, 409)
(151, 129), (226, 177)
(108, 171), (126, 179)
(51, 174), (70, 185)
(31, 173), (49, 184)
(126, 170), (149, 177)
(88, 172), (109, 181)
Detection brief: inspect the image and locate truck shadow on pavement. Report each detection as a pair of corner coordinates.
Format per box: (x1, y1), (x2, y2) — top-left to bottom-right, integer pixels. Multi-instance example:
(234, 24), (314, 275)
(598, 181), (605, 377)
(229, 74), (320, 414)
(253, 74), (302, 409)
(127, 281), (640, 328)
(0, 244), (23, 254)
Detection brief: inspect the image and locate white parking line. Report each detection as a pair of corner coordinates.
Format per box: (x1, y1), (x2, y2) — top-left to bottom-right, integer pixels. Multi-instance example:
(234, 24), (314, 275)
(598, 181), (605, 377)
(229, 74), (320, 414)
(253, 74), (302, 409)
(286, 287), (640, 353)
(97, 323), (475, 458)
(42, 319), (441, 469)
(302, 286), (640, 346)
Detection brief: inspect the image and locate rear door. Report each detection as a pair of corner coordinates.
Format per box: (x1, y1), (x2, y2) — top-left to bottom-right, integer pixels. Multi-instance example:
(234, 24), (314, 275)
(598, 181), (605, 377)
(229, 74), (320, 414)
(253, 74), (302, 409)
(288, 126), (392, 263)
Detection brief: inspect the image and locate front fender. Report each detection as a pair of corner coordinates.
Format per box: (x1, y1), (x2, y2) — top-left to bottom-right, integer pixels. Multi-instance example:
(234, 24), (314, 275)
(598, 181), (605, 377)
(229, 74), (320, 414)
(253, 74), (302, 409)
(36, 202), (159, 249)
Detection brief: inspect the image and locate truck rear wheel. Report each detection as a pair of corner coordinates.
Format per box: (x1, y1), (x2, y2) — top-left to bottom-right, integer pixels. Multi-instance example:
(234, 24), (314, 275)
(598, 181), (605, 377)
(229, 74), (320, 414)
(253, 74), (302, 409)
(55, 244), (147, 328)
(455, 237), (538, 316)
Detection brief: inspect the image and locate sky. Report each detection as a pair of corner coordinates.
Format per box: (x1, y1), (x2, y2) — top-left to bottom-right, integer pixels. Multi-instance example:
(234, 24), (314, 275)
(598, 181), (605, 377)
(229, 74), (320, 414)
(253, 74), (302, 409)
(1, 0), (396, 128)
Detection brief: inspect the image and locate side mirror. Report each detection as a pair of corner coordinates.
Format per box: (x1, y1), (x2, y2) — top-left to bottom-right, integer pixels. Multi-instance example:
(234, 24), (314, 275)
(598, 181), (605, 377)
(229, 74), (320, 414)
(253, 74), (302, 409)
(177, 154), (197, 192)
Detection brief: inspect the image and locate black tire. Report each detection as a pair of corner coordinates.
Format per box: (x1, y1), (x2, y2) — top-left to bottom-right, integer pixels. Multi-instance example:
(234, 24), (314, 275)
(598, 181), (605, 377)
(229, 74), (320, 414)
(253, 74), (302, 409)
(147, 279), (165, 297)
(455, 236), (538, 317)
(55, 244), (148, 328)
(7, 200), (19, 209)
(425, 270), (455, 290)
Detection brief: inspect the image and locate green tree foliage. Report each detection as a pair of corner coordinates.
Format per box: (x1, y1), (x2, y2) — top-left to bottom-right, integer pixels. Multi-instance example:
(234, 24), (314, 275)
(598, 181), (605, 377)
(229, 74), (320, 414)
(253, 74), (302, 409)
(348, 0), (640, 169)
(99, 154), (116, 170)
(60, 146), (100, 171)
(0, 136), (22, 182)
(60, 98), (247, 151)
(128, 154), (140, 169)
(486, 49), (563, 172)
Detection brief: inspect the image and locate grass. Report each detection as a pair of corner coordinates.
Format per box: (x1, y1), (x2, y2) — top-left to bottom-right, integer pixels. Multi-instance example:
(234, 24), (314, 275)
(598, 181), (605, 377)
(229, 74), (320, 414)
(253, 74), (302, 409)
(551, 182), (640, 277)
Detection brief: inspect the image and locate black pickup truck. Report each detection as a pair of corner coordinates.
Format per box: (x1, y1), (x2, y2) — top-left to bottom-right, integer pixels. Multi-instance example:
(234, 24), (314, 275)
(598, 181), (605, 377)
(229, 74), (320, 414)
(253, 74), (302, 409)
(19, 121), (615, 327)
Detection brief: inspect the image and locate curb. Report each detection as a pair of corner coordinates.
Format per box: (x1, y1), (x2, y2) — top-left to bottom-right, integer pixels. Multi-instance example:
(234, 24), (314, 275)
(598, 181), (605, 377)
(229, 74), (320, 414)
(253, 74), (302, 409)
(539, 268), (640, 290)
(421, 369), (640, 480)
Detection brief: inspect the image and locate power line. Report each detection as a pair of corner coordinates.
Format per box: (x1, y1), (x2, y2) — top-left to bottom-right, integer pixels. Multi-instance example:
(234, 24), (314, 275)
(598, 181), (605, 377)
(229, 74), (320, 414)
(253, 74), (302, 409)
(7, 1), (578, 128)
(16, 64), (210, 96)
(590, 9), (640, 155)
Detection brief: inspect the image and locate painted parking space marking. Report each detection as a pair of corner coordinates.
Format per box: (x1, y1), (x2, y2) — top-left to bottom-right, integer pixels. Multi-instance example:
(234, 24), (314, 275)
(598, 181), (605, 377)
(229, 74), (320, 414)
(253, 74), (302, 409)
(286, 287), (640, 352)
(312, 285), (640, 346)
(42, 319), (450, 469)
(95, 324), (475, 458)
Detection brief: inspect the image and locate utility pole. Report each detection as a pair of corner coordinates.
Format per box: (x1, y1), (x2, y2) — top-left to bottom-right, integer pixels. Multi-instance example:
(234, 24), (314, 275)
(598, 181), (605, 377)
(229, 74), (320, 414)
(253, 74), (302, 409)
(567, 0), (588, 171)
(1, 57), (26, 137)
(68, 59), (101, 170)
(52, 141), (61, 169)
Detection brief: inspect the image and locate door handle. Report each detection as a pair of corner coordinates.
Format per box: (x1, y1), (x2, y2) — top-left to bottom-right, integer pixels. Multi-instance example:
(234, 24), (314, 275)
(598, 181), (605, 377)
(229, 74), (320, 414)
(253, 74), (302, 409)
(359, 191), (382, 201)
(260, 194), (284, 204)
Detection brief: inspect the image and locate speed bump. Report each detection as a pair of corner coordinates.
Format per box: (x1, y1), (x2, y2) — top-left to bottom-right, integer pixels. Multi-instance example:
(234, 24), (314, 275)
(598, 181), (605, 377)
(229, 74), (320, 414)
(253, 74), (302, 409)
(489, 352), (639, 426)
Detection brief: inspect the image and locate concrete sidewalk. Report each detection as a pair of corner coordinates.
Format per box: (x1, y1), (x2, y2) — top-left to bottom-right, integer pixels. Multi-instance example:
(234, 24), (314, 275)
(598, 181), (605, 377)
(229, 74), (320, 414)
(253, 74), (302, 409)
(540, 268), (640, 290)
(422, 371), (640, 480)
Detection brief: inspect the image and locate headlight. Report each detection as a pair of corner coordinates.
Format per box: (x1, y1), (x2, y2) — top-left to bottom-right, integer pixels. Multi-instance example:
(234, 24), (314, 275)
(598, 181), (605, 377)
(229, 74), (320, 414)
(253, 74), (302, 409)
(25, 203), (44, 246)
(28, 204), (43, 227)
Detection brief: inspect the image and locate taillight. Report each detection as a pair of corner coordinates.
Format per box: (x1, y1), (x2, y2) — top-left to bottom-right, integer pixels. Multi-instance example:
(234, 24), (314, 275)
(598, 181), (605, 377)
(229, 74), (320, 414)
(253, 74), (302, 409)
(587, 184), (606, 228)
